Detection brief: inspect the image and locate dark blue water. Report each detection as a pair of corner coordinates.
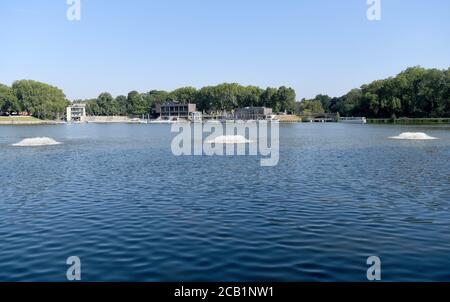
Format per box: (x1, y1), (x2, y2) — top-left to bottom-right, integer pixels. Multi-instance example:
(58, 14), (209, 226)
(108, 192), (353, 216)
(0, 123), (449, 281)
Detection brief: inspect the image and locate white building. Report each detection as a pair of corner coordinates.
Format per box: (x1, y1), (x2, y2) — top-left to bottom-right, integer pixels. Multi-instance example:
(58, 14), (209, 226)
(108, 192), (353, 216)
(190, 111), (202, 122)
(66, 104), (86, 122)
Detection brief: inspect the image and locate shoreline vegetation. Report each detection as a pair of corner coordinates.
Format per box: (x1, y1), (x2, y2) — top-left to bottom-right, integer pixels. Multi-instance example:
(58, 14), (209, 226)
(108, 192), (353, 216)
(4, 115), (450, 125)
(0, 116), (64, 125)
(1, 66), (449, 125)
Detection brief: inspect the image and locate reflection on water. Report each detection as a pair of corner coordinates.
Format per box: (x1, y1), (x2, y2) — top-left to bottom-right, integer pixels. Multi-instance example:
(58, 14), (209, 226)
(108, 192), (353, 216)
(0, 123), (449, 281)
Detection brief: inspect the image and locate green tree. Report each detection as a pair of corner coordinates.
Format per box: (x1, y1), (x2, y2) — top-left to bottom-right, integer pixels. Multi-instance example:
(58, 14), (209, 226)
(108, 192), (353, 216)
(325, 66), (450, 118)
(115, 95), (128, 115)
(143, 90), (170, 108)
(85, 99), (101, 116)
(260, 87), (278, 110)
(297, 99), (324, 114)
(196, 86), (216, 112)
(315, 94), (332, 113)
(275, 86), (296, 113)
(127, 91), (147, 116)
(0, 84), (20, 114)
(234, 86), (261, 108)
(169, 87), (197, 104)
(12, 80), (68, 119)
(339, 88), (363, 116)
(214, 83), (239, 111)
(97, 92), (116, 115)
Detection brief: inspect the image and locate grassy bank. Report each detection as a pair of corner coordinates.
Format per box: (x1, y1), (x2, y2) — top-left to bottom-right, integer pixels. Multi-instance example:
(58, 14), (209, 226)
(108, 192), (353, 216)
(276, 115), (302, 123)
(368, 118), (450, 125)
(0, 116), (61, 125)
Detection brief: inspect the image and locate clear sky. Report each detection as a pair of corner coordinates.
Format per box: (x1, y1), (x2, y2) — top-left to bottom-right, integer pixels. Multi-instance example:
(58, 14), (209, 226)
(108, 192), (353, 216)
(0, 0), (449, 100)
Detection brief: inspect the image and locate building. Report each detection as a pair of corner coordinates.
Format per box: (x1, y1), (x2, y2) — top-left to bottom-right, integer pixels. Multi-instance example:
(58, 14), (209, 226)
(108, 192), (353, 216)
(191, 111), (202, 122)
(153, 102), (197, 119)
(235, 107), (273, 120)
(66, 104), (86, 122)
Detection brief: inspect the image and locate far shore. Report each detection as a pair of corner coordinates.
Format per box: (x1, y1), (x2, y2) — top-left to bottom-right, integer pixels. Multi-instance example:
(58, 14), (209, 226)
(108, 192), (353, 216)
(0, 115), (302, 125)
(2, 115), (450, 126)
(0, 116), (65, 125)
(367, 118), (450, 125)
(85, 116), (144, 124)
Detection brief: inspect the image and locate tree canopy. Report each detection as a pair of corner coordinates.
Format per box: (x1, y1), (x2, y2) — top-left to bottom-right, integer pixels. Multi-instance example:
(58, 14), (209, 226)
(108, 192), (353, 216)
(303, 67), (450, 118)
(0, 80), (69, 119)
(0, 84), (20, 114)
(296, 99), (325, 115)
(3, 66), (449, 120)
(84, 84), (297, 116)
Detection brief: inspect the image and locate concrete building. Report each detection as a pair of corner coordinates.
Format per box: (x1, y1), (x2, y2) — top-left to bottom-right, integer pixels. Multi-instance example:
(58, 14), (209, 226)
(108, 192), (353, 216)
(191, 111), (203, 122)
(153, 102), (197, 119)
(235, 107), (273, 120)
(66, 104), (86, 122)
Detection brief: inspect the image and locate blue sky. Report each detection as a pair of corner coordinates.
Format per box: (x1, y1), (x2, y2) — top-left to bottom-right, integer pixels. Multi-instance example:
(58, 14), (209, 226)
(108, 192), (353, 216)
(0, 0), (449, 100)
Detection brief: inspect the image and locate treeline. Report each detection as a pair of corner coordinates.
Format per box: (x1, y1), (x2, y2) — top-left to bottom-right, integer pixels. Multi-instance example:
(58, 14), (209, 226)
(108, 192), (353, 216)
(3, 66), (448, 120)
(298, 67), (450, 118)
(0, 80), (69, 119)
(81, 84), (297, 116)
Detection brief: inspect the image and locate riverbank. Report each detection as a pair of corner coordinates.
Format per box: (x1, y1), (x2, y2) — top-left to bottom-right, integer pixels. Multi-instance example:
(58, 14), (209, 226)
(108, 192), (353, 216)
(276, 115), (302, 123)
(368, 118), (450, 125)
(85, 116), (143, 124)
(88, 115), (302, 124)
(0, 116), (65, 125)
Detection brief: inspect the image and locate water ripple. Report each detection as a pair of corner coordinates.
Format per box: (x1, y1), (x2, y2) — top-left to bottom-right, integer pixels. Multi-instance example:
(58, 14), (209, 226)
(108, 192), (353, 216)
(0, 124), (449, 281)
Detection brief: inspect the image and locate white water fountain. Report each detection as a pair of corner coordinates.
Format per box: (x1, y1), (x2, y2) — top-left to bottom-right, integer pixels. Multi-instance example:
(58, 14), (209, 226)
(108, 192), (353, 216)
(206, 135), (254, 144)
(389, 132), (438, 140)
(12, 137), (62, 147)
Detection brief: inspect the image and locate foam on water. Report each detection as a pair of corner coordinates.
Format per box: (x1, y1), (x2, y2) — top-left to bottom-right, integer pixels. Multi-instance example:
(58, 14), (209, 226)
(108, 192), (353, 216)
(206, 135), (254, 144)
(389, 132), (438, 140)
(12, 137), (62, 147)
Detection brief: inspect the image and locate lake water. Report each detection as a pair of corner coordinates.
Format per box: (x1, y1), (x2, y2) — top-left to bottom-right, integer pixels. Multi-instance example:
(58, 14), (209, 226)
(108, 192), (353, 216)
(0, 123), (449, 281)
